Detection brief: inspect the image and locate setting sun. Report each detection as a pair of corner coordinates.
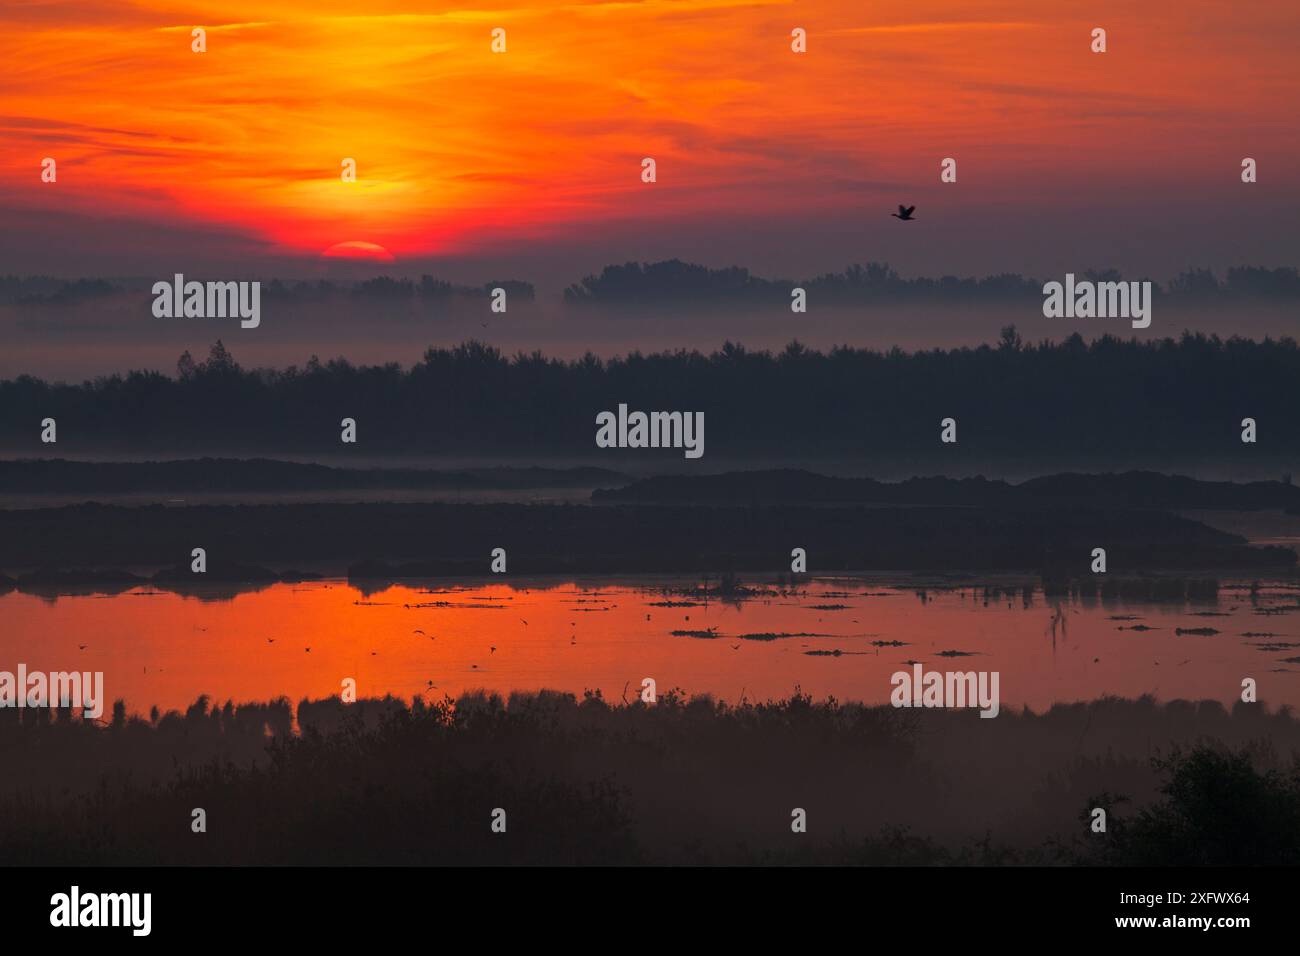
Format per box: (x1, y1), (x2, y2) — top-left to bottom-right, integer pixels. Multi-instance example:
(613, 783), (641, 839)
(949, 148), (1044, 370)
(322, 240), (396, 261)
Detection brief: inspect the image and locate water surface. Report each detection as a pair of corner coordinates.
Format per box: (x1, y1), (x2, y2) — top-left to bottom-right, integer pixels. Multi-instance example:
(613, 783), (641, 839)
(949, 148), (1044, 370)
(5, 575), (1298, 715)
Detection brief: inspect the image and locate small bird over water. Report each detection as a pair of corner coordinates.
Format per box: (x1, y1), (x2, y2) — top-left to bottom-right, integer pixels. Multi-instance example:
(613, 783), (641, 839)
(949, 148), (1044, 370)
(891, 204), (916, 221)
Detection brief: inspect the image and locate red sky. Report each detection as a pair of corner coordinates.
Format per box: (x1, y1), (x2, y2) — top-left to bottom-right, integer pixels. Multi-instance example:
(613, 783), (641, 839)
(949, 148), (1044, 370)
(1, 0), (1298, 279)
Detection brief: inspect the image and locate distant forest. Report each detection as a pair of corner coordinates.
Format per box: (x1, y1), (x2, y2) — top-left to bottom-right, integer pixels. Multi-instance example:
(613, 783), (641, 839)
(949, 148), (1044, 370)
(0, 274), (535, 307)
(3, 261), (1299, 307)
(563, 261), (1300, 306)
(1, 331), (1297, 458)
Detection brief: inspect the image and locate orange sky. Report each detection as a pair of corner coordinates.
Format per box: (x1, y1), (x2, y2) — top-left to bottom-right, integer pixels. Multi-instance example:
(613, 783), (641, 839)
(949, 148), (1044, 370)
(1, 0), (1298, 271)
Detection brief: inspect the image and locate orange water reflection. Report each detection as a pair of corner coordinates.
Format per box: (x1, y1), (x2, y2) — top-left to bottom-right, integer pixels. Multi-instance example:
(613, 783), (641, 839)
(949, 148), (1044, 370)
(2, 577), (1298, 716)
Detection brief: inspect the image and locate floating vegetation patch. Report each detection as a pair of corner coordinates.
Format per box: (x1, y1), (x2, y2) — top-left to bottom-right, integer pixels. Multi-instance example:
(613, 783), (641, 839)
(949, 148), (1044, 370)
(736, 632), (829, 642)
(1255, 605), (1300, 615)
(404, 601), (508, 609)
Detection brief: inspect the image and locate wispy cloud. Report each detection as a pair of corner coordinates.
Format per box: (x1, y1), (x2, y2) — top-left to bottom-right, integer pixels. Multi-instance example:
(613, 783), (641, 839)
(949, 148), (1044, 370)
(825, 21), (1040, 35)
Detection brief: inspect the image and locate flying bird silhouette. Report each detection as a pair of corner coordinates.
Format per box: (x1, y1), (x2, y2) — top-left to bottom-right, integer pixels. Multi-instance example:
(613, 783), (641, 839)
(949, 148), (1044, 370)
(891, 204), (916, 221)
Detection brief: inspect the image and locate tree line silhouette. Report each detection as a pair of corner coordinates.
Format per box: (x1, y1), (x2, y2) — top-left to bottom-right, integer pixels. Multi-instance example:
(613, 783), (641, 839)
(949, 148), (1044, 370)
(562, 261), (1300, 304)
(3, 261), (1299, 307)
(0, 274), (535, 306)
(1, 330), (1298, 457)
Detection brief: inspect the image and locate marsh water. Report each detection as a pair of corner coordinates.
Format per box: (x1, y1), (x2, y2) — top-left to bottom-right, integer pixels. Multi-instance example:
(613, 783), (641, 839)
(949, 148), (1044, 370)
(3, 574), (1299, 715)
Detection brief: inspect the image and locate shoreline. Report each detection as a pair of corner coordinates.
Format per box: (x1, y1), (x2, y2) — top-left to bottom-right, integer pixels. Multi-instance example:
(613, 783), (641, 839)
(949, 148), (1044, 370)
(1, 500), (1293, 584)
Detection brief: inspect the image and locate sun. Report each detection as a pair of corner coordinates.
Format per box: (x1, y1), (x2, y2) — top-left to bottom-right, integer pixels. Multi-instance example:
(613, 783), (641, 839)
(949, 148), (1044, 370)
(322, 241), (395, 262)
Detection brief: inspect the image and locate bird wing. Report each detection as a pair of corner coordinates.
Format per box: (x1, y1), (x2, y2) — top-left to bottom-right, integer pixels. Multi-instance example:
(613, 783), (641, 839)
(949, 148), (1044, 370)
(904, 205), (915, 216)
(897, 204), (908, 214)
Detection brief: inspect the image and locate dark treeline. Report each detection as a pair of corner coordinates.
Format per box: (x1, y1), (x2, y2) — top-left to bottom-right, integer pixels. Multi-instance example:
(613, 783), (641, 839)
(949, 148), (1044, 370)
(1, 331), (1299, 458)
(4, 461), (1296, 513)
(5, 261), (1300, 308)
(0, 274), (535, 306)
(0, 459), (623, 494)
(596, 469), (1300, 510)
(0, 500), (1290, 579)
(564, 260), (1300, 305)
